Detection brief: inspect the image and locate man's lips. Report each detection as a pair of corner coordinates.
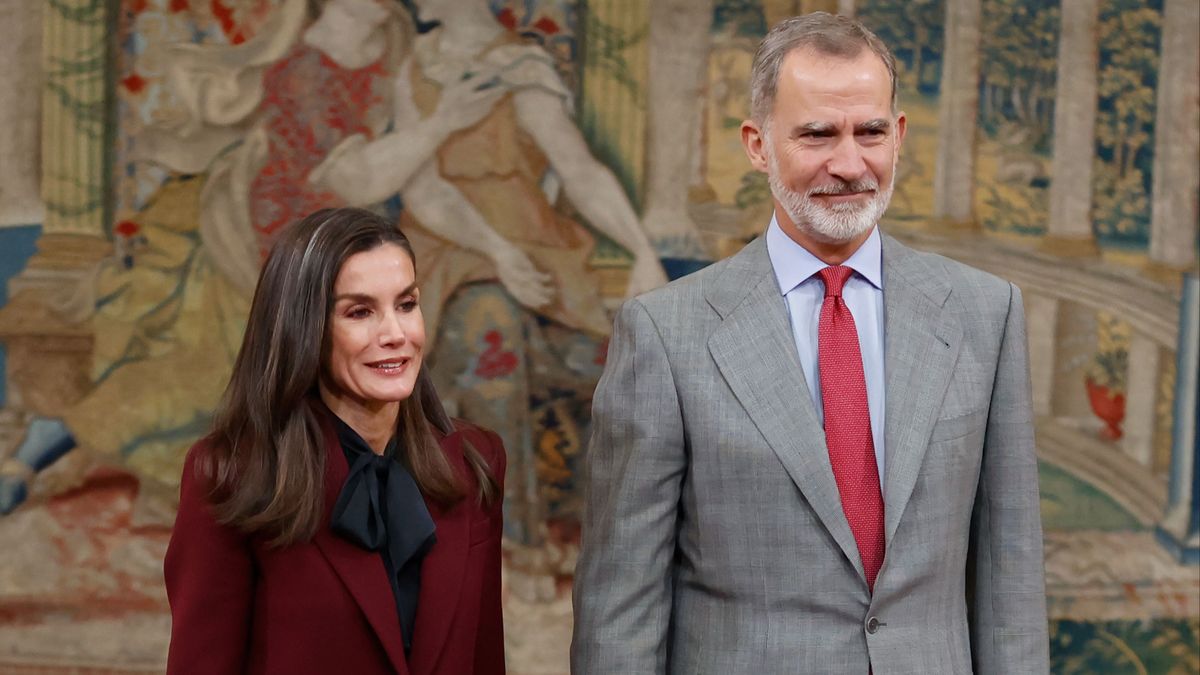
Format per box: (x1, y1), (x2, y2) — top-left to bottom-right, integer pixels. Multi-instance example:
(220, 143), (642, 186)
(814, 191), (873, 204)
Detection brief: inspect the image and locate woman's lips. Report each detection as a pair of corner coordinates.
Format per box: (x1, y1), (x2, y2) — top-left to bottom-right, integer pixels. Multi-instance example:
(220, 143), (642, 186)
(365, 357), (412, 375)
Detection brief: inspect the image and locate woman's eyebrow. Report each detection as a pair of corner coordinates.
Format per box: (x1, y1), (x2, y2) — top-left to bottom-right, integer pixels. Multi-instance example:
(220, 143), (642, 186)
(333, 283), (417, 303)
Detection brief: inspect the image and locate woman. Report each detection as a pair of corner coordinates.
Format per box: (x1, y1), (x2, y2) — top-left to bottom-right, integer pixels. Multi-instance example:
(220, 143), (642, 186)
(309, 0), (668, 545)
(0, 0), (506, 518)
(164, 207), (506, 674)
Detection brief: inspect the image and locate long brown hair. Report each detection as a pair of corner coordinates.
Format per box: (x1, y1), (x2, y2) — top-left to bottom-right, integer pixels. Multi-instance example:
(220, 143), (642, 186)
(200, 207), (498, 546)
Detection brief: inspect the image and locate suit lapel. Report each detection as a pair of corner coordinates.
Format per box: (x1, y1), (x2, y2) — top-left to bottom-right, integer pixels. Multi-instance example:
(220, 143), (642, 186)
(311, 412), (411, 675)
(880, 235), (962, 544)
(407, 430), (470, 675)
(706, 238), (865, 582)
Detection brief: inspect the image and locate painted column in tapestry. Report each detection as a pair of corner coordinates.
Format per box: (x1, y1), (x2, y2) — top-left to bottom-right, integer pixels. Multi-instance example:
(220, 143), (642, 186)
(0, 0), (115, 515)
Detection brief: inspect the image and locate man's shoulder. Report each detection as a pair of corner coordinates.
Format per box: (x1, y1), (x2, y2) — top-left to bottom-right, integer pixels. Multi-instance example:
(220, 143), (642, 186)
(886, 234), (1014, 305)
(622, 249), (745, 322)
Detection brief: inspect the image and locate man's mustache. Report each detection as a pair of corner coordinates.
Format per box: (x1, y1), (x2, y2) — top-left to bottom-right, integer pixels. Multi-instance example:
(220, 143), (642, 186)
(807, 180), (879, 196)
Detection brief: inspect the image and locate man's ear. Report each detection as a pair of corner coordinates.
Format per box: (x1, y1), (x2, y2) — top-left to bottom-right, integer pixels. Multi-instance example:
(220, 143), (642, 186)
(741, 118), (770, 173)
(895, 111), (908, 148)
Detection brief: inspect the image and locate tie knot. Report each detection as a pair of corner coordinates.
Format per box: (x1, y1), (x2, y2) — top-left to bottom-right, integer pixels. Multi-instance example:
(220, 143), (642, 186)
(818, 265), (854, 298)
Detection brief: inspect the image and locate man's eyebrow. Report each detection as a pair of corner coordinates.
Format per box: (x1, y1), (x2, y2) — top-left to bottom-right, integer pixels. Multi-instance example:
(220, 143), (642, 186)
(794, 121), (836, 135)
(856, 118), (891, 132)
(333, 283), (418, 303)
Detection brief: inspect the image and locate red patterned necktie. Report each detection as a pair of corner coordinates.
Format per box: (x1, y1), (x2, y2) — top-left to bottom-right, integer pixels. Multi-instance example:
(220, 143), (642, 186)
(817, 265), (885, 592)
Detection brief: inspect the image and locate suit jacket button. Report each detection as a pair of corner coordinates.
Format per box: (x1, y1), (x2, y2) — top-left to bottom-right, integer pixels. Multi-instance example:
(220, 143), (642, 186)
(866, 617), (881, 634)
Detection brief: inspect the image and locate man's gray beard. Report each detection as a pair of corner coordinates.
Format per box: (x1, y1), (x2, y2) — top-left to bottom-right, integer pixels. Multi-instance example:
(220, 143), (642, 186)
(766, 148), (895, 245)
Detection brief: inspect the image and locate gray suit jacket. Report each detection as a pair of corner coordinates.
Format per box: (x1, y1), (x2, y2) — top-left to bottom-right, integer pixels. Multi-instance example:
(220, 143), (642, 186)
(571, 234), (1049, 674)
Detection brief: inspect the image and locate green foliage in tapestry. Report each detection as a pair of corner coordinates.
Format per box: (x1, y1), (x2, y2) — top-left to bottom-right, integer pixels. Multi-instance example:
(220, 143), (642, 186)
(734, 170), (769, 211)
(580, 13), (646, 105)
(1038, 462), (1143, 532)
(856, 0), (945, 99)
(978, 0), (1059, 152)
(46, 0), (106, 23)
(1050, 619), (1200, 675)
(712, 0), (766, 38)
(973, 0), (1058, 235)
(578, 12), (646, 205)
(977, 182), (1049, 235)
(1093, 0), (1162, 249)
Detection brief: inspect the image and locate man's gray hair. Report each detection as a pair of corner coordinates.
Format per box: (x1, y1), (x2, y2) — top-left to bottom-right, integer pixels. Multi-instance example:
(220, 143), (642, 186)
(749, 12), (898, 124)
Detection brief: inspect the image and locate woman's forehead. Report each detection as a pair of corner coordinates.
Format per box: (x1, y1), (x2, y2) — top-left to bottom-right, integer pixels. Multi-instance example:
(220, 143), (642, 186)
(334, 244), (416, 292)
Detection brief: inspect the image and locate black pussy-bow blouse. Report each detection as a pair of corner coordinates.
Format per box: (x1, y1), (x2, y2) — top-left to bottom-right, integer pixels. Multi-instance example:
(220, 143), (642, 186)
(329, 415), (437, 654)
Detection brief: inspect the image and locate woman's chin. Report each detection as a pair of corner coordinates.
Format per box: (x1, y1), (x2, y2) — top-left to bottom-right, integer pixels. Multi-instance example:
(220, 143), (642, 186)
(329, 379), (417, 409)
(357, 388), (413, 406)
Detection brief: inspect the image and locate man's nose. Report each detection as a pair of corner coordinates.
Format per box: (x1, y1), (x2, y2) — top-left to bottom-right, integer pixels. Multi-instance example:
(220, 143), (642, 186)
(826, 136), (868, 182)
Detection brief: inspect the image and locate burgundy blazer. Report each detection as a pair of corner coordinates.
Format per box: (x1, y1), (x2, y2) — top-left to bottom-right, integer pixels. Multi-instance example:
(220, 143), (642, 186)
(164, 415), (507, 675)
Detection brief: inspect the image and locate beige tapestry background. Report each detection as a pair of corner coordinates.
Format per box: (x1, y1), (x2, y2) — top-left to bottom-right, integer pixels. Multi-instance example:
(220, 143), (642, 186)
(0, 0), (1196, 672)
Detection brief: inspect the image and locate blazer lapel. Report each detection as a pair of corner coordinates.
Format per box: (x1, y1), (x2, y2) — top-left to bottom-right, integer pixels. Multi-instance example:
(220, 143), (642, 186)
(880, 235), (962, 544)
(407, 430), (470, 674)
(311, 413), (412, 675)
(706, 238), (866, 582)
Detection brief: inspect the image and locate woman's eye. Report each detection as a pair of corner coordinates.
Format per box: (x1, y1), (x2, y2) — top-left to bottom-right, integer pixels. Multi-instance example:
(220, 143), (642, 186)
(347, 307), (371, 319)
(400, 299), (419, 312)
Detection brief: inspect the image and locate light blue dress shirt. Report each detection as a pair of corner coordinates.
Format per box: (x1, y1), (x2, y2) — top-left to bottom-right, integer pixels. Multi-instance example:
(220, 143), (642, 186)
(765, 216), (887, 489)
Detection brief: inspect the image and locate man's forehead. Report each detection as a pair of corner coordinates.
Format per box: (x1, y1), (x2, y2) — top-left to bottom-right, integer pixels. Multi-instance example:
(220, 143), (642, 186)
(783, 45), (887, 74)
(773, 51), (892, 114)
(780, 50), (888, 87)
(776, 48), (888, 96)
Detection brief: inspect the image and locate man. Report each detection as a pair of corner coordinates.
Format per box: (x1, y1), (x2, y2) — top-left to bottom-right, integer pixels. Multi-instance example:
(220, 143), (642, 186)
(572, 13), (1048, 675)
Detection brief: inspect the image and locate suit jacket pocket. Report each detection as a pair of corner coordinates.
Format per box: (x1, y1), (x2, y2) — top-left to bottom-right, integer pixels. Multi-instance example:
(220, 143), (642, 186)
(929, 408), (987, 444)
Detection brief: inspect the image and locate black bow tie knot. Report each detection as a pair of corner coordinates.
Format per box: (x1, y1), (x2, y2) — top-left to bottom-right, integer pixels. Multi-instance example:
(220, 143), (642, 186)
(330, 422), (436, 654)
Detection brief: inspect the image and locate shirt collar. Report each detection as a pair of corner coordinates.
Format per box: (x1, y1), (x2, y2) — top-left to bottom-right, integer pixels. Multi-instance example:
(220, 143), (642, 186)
(765, 213), (883, 295)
